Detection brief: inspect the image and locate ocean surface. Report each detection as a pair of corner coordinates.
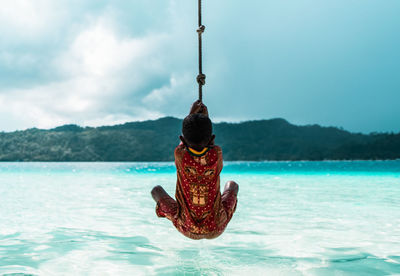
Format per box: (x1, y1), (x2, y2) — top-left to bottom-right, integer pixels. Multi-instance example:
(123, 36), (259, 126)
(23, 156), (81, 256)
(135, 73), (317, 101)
(0, 161), (399, 276)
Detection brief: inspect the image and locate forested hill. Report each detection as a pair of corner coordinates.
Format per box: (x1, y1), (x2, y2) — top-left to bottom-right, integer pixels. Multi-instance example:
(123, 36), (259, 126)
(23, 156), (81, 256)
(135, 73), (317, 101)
(0, 117), (399, 161)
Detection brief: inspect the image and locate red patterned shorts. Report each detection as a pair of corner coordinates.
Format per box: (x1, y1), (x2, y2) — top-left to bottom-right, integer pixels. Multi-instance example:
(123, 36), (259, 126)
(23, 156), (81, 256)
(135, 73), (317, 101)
(156, 189), (237, 239)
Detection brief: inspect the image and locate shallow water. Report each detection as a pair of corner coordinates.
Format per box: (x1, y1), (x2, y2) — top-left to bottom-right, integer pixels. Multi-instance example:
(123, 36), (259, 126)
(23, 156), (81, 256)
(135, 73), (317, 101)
(0, 161), (399, 275)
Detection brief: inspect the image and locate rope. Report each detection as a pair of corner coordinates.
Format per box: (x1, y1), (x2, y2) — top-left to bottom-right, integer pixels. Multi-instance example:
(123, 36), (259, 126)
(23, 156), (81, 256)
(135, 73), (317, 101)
(196, 0), (206, 102)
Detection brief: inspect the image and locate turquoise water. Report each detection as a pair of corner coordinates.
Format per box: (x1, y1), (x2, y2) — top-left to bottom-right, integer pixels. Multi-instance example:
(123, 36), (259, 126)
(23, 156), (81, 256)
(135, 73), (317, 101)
(0, 161), (399, 275)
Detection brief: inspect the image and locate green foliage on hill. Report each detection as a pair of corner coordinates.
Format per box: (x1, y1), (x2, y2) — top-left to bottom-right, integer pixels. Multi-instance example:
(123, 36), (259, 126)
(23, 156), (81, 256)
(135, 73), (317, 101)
(0, 117), (399, 161)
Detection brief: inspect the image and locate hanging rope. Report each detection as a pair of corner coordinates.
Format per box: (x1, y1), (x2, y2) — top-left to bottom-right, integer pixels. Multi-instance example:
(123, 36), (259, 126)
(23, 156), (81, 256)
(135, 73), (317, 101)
(196, 0), (206, 102)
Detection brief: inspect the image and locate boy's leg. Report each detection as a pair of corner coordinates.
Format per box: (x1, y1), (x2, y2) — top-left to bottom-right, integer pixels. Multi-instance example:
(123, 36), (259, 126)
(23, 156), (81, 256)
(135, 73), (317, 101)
(223, 181), (239, 196)
(151, 185), (169, 202)
(151, 185), (178, 220)
(221, 181), (239, 217)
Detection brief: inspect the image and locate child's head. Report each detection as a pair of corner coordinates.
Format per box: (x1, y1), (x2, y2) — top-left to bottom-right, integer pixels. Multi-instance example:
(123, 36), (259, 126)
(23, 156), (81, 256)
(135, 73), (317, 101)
(181, 113), (213, 150)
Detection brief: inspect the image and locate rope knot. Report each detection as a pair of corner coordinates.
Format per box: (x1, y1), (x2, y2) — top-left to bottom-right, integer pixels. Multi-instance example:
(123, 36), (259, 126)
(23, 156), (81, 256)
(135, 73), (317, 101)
(197, 25), (205, 34)
(196, 73), (206, 85)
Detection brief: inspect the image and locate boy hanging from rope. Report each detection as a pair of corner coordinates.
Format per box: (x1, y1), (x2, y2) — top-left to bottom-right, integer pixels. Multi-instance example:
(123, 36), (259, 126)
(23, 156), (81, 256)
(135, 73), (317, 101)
(151, 100), (239, 239)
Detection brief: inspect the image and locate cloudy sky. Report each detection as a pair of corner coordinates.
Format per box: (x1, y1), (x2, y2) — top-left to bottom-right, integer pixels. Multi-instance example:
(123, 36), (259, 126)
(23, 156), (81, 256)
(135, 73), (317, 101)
(0, 0), (399, 133)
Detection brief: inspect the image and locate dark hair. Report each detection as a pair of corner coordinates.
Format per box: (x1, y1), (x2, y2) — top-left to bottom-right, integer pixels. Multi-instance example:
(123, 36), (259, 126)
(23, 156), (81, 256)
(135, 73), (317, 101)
(182, 114), (212, 145)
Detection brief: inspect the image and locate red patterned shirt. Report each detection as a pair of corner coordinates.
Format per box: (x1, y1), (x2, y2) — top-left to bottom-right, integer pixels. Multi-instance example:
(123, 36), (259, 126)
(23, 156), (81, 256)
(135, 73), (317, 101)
(172, 143), (236, 239)
(156, 143), (237, 239)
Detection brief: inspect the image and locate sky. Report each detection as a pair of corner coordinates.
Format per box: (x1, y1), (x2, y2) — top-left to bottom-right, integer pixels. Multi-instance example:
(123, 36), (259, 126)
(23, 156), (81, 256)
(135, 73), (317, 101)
(0, 0), (399, 133)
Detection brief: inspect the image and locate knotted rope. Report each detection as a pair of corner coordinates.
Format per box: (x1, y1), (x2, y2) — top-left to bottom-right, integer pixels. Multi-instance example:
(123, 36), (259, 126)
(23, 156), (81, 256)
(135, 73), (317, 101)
(196, 0), (206, 102)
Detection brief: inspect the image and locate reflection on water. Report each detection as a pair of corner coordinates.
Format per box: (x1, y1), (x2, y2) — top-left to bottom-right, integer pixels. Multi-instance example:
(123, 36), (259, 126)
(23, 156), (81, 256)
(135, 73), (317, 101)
(0, 162), (399, 275)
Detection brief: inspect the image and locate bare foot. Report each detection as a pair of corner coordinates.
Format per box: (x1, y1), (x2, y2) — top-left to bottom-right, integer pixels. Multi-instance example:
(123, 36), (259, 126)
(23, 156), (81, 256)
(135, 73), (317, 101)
(151, 185), (168, 202)
(224, 181), (239, 196)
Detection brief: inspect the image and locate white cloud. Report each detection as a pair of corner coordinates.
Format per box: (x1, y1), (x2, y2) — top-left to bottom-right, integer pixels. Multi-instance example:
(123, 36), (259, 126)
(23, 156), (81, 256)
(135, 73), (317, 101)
(0, 12), (184, 130)
(0, 73), (166, 130)
(83, 109), (165, 128)
(0, 1), (210, 131)
(143, 73), (192, 108)
(58, 20), (163, 78)
(0, 0), (64, 40)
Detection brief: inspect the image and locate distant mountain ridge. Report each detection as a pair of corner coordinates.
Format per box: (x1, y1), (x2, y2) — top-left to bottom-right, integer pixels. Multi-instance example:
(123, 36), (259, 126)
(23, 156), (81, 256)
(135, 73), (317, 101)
(0, 117), (399, 161)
